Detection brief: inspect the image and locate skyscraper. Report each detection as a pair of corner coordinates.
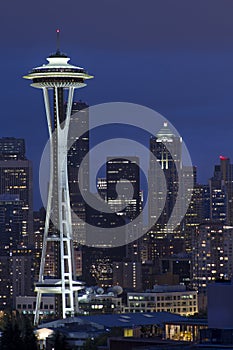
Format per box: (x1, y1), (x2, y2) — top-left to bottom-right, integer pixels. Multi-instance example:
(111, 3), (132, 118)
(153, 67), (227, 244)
(145, 122), (183, 261)
(82, 157), (142, 285)
(106, 157), (142, 261)
(191, 223), (233, 292)
(0, 139), (34, 310)
(68, 101), (89, 246)
(0, 194), (24, 250)
(209, 161), (227, 223)
(0, 138), (33, 247)
(181, 181), (210, 252)
(106, 157), (141, 221)
(149, 123), (182, 233)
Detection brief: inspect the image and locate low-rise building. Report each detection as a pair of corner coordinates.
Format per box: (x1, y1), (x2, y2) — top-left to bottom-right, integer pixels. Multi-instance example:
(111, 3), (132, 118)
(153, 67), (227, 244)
(38, 312), (188, 350)
(124, 285), (198, 316)
(16, 295), (55, 316)
(79, 293), (122, 315)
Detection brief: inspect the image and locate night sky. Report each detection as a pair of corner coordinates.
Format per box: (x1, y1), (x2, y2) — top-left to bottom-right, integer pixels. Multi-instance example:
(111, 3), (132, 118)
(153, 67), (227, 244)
(1, 0), (233, 208)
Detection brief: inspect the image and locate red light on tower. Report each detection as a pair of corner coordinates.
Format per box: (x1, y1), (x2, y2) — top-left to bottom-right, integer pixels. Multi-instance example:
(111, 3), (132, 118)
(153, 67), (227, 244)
(220, 155), (229, 161)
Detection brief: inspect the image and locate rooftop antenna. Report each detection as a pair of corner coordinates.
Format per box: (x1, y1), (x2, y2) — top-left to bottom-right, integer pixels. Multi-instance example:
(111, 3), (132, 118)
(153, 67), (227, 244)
(56, 29), (60, 54)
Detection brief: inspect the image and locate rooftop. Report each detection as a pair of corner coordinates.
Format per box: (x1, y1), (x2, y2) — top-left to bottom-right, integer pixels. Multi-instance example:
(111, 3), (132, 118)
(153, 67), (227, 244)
(39, 312), (188, 329)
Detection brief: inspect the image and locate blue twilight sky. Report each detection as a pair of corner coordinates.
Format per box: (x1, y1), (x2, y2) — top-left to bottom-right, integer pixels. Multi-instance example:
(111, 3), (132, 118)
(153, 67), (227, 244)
(1, 0), (233, 208)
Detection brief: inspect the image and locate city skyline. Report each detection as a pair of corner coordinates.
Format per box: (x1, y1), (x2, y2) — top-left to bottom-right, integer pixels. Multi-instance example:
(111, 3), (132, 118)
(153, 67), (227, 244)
(0, 2), (233, 347)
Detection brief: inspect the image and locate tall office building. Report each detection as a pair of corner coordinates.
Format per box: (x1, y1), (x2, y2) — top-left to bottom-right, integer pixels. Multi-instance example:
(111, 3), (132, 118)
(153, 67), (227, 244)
(106, 157), (142, 261)
(68, 101), (89, 246)
(148, 122), (182, 235)
(191, 223), (233, 292)
(33, 207), (59, 281)
(191, 184), (210, 223)
(145, 122), (184, 261)
(82, 157), (142, 285)
(83, 210), (126, 285)
(106, 157), (141, 220)
(219, 156), (233, 225)
(86, 158), (141, 243)
(0, 247), (34, 310)
(0, 138), (33, 310)
(0, 194), (25, 250)
(209, 161), (227, 223)
(11, 248), (34, 308)
(33, 208), (46, 281)
(0, 138), (33, 247)
(181, 168), (210, 252)
(209, 156), (233, 225)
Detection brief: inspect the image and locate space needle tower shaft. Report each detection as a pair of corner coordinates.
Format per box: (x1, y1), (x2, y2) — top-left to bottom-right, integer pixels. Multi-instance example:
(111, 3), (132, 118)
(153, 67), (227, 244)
(24, 30), (93, 325)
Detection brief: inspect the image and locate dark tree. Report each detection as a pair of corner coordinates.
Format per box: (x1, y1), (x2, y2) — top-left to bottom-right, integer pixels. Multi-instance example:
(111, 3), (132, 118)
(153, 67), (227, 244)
(21, 316), (38, 350)
(0, 313), (38, 350)
(53, 331), (68, 350)
(1, 314), (24, 350)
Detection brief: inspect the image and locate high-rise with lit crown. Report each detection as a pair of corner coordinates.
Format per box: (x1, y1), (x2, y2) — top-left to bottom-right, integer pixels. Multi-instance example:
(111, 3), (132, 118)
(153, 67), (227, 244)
(24, 31), (93, 324)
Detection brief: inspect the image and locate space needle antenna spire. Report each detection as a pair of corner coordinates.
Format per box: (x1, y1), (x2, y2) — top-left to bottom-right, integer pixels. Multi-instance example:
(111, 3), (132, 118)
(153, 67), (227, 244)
(56, 28), (60, 54)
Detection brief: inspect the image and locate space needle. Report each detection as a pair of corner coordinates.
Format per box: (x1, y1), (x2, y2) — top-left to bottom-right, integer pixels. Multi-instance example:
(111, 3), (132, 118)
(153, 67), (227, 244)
(24, 30), (93, 325)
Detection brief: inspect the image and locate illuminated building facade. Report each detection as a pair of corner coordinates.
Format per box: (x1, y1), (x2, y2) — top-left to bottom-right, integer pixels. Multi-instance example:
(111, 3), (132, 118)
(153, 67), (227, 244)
(0, 142), (33, 247)
(0, 248), (34, 310)
(0, 194), (25, 250)
(125, 285), (198, 316)
(144, 123), (184, 261)
(68, 101), (89, 246)
(148, 122), (182, 235)
(106, 157), (141, 220)
(191, 223), (233, 292)
(209, 156), (233, 225)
